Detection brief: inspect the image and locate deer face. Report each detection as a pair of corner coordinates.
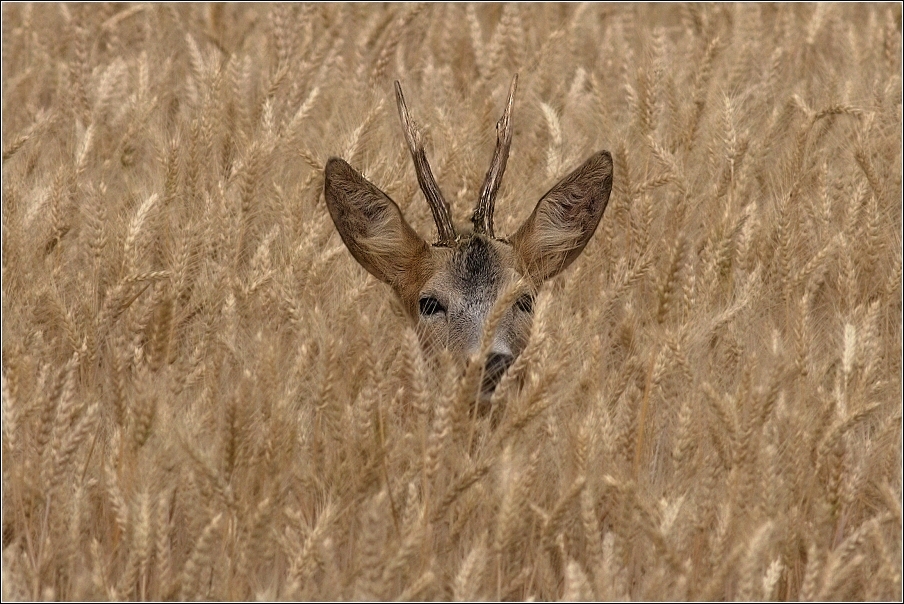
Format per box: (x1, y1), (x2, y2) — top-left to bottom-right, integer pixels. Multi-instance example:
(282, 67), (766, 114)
(324, 76), (613, 404)
(412, 235), (530, 398)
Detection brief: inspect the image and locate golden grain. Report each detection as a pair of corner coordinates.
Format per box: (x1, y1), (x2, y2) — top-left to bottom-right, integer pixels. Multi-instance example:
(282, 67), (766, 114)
(1, 4), (900, 600)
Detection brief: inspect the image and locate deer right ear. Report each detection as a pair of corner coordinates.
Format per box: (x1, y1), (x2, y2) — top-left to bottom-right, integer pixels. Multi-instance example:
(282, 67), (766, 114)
(324, 158), (430, 287)
(510, 151), (613, 285)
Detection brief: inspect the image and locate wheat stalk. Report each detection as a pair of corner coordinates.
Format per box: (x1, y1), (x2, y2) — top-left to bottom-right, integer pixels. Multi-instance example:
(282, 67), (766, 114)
(1, 4), (899, 600)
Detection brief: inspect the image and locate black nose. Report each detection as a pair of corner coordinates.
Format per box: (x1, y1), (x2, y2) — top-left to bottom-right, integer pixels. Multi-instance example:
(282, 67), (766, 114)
(481, 353), (515, 394)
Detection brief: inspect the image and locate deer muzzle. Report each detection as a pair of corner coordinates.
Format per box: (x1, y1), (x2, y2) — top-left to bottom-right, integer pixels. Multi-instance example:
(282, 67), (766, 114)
(481, 352), (514, 398)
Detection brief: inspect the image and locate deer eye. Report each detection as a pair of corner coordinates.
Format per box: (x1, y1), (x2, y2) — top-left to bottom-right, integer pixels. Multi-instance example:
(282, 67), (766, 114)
(515, 293), (535, 314)
(418, 296), (446, 316)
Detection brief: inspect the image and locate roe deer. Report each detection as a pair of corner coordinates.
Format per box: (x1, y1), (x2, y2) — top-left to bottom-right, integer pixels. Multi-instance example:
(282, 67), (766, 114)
(324, 75), (612, 406)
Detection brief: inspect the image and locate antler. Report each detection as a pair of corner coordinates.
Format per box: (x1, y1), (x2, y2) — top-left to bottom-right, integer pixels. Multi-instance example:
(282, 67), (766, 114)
(394, 81), (457, 246)
(472, 74), (518, 238)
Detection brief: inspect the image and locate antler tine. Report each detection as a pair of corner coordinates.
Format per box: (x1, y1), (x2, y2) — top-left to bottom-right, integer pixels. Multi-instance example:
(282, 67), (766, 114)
(394, 81), (457, 246)
(472, 74), (518, 238)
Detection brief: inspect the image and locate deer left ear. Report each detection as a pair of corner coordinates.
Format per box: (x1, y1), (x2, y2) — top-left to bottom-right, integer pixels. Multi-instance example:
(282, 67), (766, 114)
(324, 157), (430, 288)
(510, 151), (613, 284)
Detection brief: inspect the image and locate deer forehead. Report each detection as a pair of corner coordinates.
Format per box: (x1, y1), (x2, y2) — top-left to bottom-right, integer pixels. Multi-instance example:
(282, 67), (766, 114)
(422, 236), (518, 305)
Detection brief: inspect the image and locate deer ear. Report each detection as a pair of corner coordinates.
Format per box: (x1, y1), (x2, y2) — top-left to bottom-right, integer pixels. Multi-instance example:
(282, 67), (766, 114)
(324, 158), (429, 287)
(510, 151), (613, 284)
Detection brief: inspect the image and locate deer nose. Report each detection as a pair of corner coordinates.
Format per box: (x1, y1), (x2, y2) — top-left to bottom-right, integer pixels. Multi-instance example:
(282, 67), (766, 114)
(481, 352), (515, 395)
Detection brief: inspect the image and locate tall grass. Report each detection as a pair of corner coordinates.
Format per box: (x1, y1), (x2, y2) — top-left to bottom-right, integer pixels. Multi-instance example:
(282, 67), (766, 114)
(2, 4), (901, 600)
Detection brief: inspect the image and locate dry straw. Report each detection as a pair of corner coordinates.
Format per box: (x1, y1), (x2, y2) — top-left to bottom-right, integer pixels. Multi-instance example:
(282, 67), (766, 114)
(1, 3), (900, 601)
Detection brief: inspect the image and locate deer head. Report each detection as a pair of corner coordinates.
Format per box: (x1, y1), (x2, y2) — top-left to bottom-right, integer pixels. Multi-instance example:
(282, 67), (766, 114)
(324, 75), (613, 405)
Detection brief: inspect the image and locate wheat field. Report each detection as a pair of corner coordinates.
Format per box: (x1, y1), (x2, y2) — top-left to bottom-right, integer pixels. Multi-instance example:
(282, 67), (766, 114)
(2, 3), (901, 601)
